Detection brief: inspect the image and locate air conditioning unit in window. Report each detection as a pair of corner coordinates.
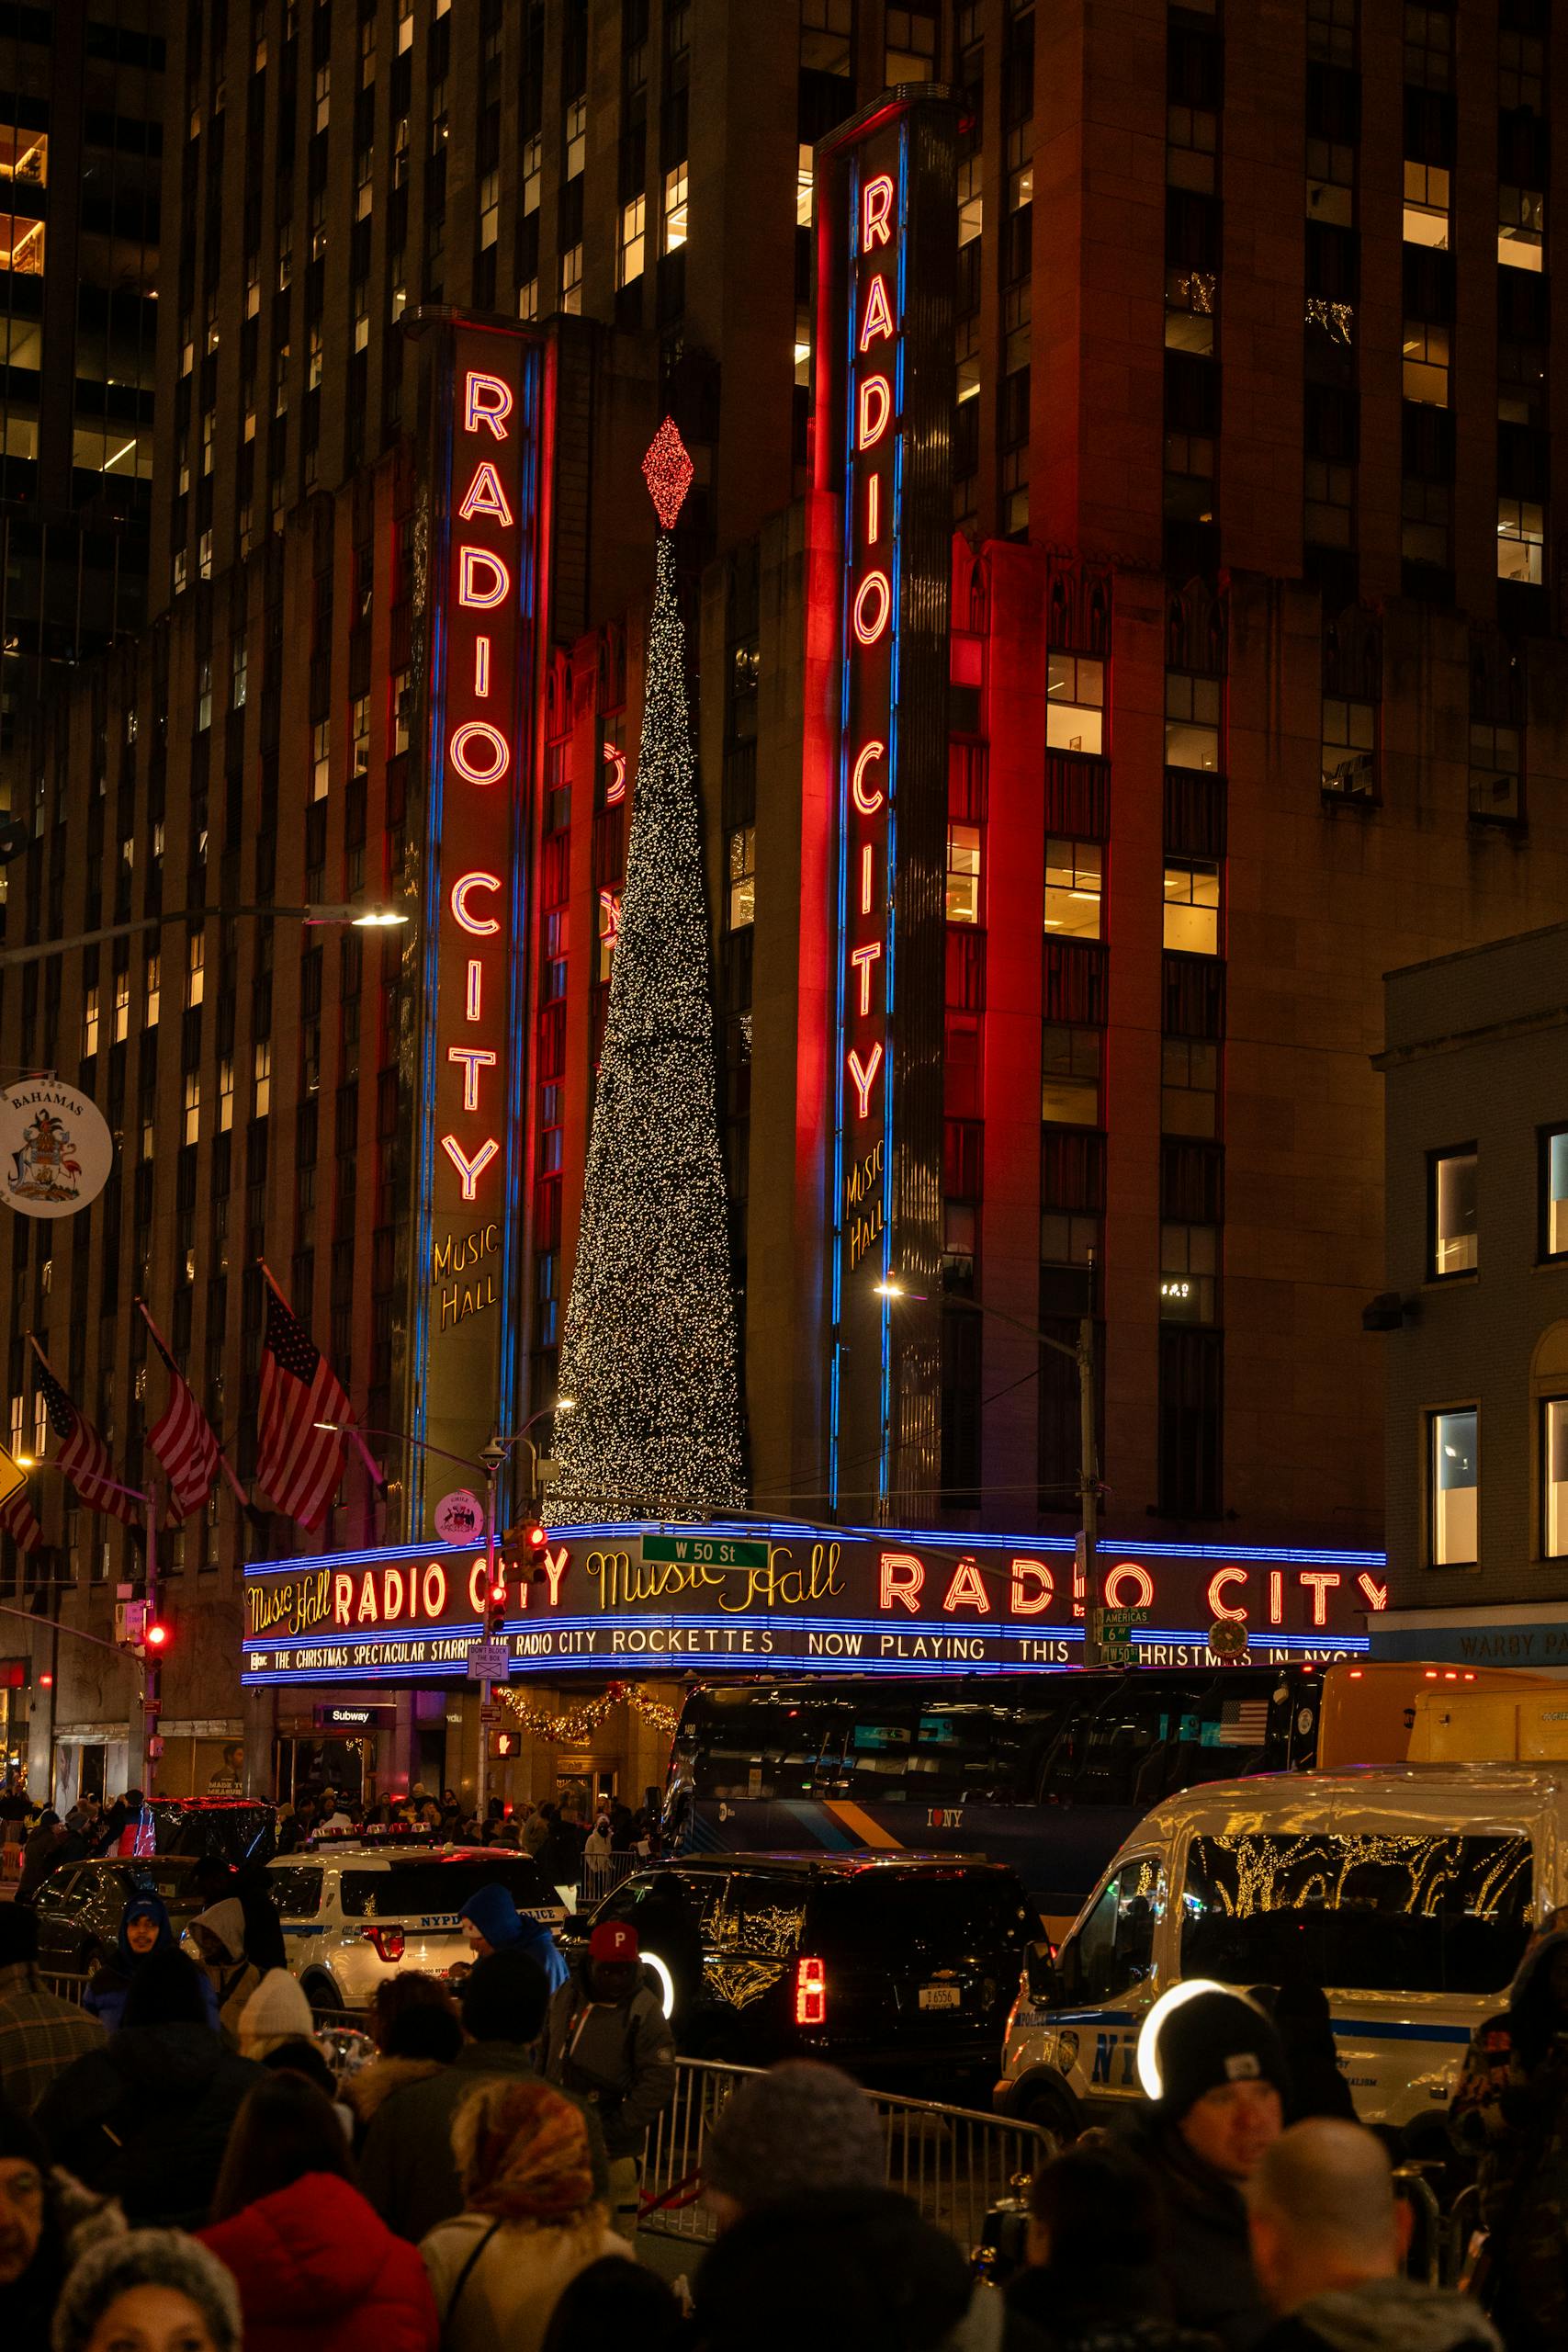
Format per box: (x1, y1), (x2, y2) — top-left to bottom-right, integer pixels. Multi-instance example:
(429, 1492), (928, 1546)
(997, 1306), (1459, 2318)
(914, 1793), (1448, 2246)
(1322, 752), (1377, 800)
(1469, 773), (1521, 823)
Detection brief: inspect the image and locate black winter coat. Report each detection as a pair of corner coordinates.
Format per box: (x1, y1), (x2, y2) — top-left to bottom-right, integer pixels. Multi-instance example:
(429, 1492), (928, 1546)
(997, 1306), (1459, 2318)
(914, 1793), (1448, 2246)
(1119, 2116), (1271, 2352)
(32, 2020), (262, 2229)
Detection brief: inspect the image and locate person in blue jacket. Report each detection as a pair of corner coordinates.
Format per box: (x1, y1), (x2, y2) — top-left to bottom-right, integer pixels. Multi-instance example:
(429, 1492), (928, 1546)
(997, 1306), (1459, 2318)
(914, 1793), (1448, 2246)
(85, 1894), (220, 2031)
(457, 1882), (568, 1995)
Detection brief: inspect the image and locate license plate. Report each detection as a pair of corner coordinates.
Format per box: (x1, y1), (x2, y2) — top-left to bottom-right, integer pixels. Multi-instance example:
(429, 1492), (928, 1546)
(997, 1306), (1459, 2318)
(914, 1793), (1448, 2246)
(919, 1984), (962, 2010)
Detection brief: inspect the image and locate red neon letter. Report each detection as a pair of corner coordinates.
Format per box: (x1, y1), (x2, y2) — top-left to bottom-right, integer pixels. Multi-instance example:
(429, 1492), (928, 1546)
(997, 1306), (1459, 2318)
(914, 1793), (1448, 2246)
(850, 940), (882, 1016)
(1104, 1562), (1155, 1611)
(448, 722), (510, 786)
(1269, 1569), (1283, 1624)
(1207, 1566), (1248, 1623)
(852, 740), (886, 813)
(356, 1573), (378, 1624)
(457, 460), (514, 526)
(942, 1558), (991, 1615)
(858, 272), (895, 352)
(858, 375), (891, 451)
(852, 571), (891, 647)
(381, 1566), (405, 1622)
(466, 959), (483, 1021)
(464, 370), (513, 439)
(866, 472), (881, 548)
(440, 1133), (500, 1199)
(423, 1562), (447, 1621)
(847, 1041), (883, 1118)
(861, 843), (874, 915)
(458, 548), (511, 608)
(863, 173), (895, 251)
(451, 870), (502, 933)
(447, 1045), (498, 1111)
(468, 1558), (491, 1614)
(880, 1551), (923, 1613)
(1300, 1570), (1342, 1627)
(334, 1574), (353, 1626)
(543, 1547), (570, 1605)
(1010, 1557), (1055, 1616)
(603, 741), (627, 803)
(1357, 1571), (1389, 1612)
(474, 638), (491, 696)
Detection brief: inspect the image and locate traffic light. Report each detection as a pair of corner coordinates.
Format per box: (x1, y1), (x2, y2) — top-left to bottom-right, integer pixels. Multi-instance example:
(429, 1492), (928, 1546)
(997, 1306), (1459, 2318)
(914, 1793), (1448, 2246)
(520, 1516), (549, 1587)
(483, 1563), (509, 1635)
(491, 1728), (520, 1759)
(144, 1618), (170, 1654)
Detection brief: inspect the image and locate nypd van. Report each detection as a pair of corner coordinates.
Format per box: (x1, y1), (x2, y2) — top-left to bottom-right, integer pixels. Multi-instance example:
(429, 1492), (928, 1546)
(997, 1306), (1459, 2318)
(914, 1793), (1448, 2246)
(994, 1763), (1561, 2144)
(266, 1843), (565, 2011)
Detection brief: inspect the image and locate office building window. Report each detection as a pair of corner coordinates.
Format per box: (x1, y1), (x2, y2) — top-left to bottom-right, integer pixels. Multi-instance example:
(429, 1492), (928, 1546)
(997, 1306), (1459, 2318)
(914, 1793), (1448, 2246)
(798, 143), (816, 228)
(1544, 1398), (1568, 1558)
(1305, 458), (1354, 548)
(1470, 723), (1521, 822)
(886, 5), (937, 81)
(1403, 161), (1450, 248)
(1403, 479), (1450, 570)
(1540, 1127), (1568, 1260)
(183, 1073), (201, 1146)
(186, 933), (204, 1010)
(560, 245), (582, 314)
(1044, 839), (1102, 940)
(1045, 655), (1104, 756)
(1165, 673), (1221, 770)
(663, 163), (688, 253)
(618, 196), (646, 288)
(727, 826), (755, 930)
(1430, 1408), (1478, 1566)
(1321, 697), (1376, 797)
(1042, 1026), (1101, 1128)
(1498, 498), (1545, 585)
(1162, 1037), (1219, 1138)
(1163, 859), (1220, 956)
(1165, 268), (1216, 356)
(564, 96), (587, 181)
(945, 821), (982, 923)
(1402, 320), (1450, 407)
(1306, 137), (1354, 226)
(1429, 1146), (1477, 1277)
(1499, 187), (1545, 273)
(1307, 0), (1355, 66)
(1160, 1223), (1217, 1324)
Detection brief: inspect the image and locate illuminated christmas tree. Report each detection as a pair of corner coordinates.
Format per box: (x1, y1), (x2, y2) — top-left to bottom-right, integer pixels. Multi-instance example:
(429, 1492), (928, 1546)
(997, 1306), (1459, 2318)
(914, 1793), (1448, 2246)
(547, 422), (747, 1523)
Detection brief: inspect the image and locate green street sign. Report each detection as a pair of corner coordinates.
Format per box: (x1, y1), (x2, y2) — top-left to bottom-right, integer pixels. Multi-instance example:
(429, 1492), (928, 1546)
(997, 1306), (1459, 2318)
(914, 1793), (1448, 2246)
(1100, 1606), (1151, 1627)
(642, 1533), (769, 1569)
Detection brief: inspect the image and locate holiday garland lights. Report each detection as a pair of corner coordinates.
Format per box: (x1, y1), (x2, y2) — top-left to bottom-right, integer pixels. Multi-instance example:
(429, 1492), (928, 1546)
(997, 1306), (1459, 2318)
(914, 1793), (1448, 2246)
(496, 1679), (680, 1745)
(548, 423), (747, 1524)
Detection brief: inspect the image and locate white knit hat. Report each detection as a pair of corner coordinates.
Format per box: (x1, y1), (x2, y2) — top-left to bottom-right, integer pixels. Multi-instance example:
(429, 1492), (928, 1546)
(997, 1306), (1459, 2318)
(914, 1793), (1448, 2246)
(239, 1966), (315, 2046)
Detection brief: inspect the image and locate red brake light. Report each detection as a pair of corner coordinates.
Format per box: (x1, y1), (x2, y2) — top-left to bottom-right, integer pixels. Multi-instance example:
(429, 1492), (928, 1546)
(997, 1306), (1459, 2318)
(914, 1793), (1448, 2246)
(795, 1956), (827, 2027)
(365, 1925), (405, 1963)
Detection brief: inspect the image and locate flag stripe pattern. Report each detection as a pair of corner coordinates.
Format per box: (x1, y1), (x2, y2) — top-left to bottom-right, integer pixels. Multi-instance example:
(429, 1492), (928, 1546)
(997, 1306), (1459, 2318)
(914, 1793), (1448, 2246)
(33, 1354), (138, 1523)
(0, 1484), (40, 1553)
(257, 1285), (350, 1529)
(145, 1323), (220, 1518)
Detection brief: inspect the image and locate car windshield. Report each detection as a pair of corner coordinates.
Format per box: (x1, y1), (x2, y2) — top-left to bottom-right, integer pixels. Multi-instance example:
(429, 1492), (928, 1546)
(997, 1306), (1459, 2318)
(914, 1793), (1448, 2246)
(1180, 1829), (1533, 1996)
(339, 1858), (558, 1919)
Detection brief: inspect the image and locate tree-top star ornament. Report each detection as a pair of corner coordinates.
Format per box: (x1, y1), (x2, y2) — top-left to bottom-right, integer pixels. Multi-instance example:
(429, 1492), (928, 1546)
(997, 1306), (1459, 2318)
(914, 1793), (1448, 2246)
(547, 420), (747, 1524)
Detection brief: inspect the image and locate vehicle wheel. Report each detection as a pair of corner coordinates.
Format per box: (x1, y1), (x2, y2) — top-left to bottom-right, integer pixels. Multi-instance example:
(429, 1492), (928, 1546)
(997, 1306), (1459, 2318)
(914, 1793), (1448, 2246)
(301, 1972), (344, 2017)
(1019, 2083), (1081, 2158)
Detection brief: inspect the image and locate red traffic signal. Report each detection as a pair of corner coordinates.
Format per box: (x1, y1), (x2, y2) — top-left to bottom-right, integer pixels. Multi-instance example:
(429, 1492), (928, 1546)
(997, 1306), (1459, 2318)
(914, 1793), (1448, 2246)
(523, 1521), (547, 1552)
(144, 1619), (170, 1651)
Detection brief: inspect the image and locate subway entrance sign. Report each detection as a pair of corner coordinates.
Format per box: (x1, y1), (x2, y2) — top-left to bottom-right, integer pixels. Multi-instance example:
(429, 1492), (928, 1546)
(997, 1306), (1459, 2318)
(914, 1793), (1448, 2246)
(641, 1534), (769, 1570)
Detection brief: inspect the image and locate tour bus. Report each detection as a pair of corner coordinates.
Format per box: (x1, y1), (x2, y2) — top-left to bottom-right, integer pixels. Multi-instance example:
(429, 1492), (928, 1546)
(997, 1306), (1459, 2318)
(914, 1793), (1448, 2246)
(993, 1760), (1556, 2143)
(662, 1662), (1551, 1932)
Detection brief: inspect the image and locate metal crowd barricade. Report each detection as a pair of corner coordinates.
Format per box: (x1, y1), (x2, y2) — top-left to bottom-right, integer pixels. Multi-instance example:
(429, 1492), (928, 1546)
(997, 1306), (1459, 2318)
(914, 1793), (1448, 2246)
(576, 1851), (642, 1910)
(639, 2056), (1051, 2255)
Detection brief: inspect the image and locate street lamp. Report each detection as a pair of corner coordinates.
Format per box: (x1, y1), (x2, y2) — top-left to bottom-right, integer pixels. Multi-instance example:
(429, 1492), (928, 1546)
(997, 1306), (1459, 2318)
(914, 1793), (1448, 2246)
(875, 1272), (1106, 1663)
(0, 900), (409, 968)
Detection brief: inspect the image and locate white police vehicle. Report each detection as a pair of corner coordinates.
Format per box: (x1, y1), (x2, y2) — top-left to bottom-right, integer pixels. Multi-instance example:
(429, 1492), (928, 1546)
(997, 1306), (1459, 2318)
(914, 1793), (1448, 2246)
(995, 1763), (1560, 2145)
(266, 1839), (565, 2011)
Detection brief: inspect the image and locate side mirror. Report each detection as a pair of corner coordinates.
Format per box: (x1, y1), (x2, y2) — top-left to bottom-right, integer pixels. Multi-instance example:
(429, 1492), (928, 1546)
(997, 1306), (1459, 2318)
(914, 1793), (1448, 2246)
(1024, 1940), (1062, 2006)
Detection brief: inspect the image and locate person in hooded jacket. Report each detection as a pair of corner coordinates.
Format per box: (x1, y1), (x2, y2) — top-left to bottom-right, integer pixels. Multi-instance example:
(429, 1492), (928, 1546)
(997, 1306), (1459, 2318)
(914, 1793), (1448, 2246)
(85, 1895), (220, 2035)
(197, 2072), (436, 2352)
(0, 2096), (125, 2352)
(32, 1947), (262, 2230)
(457, 1883), (568, 1996)
(1008, 2140), (1221, 2352)
(1449, 1912), (1568, 2352)
(1119, 1988), (1288, 2352)
(186, 1898), (262, 2044)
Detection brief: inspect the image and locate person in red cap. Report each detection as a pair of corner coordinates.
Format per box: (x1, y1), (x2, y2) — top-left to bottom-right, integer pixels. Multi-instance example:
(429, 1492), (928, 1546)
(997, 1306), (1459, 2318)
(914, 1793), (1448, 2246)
(541, 1916), (675, 2245)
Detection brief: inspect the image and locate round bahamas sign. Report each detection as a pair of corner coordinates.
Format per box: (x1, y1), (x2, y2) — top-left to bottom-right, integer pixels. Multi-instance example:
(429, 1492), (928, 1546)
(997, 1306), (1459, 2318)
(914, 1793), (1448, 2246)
(0, 1078), (113, 1218)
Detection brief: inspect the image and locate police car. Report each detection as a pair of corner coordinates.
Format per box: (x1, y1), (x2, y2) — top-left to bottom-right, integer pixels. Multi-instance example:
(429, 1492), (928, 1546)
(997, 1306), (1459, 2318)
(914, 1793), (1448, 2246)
(266, 1840), (565, 2011)
(995, 1763), (1559, 2146)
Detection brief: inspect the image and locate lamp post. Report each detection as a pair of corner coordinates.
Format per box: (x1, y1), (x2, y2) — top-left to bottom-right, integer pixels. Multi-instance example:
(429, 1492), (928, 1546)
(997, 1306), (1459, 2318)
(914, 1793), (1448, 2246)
(0, 900), (407, 969)
(876, 1272), (1105, 1662)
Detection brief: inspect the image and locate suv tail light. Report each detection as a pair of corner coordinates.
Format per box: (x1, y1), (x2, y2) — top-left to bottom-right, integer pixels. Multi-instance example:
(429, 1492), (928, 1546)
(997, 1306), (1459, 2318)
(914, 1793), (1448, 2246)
(364, 1925), (405, 1963)
(794, 1955), (827, 2026)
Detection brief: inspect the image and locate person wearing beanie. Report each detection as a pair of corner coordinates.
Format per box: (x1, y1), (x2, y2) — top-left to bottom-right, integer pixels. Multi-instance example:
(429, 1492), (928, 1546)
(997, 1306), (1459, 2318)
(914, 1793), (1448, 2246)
(50, 2227), (241, 2352)
(420, 2078), (627, 2352)
(237, 1970), (316, 2062)
(0, 1904), (106, 2121)
(458, 1883), (569, 1995)
(0, 2095), (125, 2352)
(1121, 1987), (1289, 2352)
(702, 2061), (886, 2229)
(186, 1901), (262, 2047)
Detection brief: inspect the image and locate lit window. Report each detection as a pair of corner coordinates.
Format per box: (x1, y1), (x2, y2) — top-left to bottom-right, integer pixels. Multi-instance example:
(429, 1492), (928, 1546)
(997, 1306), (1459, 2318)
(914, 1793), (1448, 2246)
(82, 986), (99, 1059)
(186, 933), (205, 1010)
(1499, 186), (1544, 272)
(1042, 1025), (1101, 1127)
(254, 1039), (272, 1116)
(565, 95), (587, 180)
(727, 826), (755, 930)
(0, 127), (47, 186)
(1543, 1399), (1568, 1558)
(1165, 673), (1221, 770)
(1321, 697), (1376, 797)
(314, 62), (330, 130)
(1044, 839), (1102, 940)
(1498, 497), (1545, 586)
(1430, 1408), (1477, 1566)
(957, 155), (982, 248)
(1402, 319), (1449, 407)
(1162, 1037), (1218, 1137)
(1305, 458), (1354, 548)
(518, 278), (539, 323)
(1165, 269), (1215, 356)
(560, 244), (582, 314)
(309, 718), (330, 800)
(1160, 1223), (1217, 1323)
(664, 163), (688, 253)
(219, 1058), (234, 1132)
(479, 168), (499, 250)
(352, 696), (370, 777)
(1402, 161), (1450, 248)
(523, 136), (542, 215)
(942, 822), (981, 924)
(183, 1072), (201, 1146)
(1167, 105), (1217, 195)
(618, 195), (646, 288)
(145, 954), (161, 1026)
(197, 660), (212, 732)
(0, 212), (44, 274)
(596, 889), (620, 979)
(232, 643), (248, 709)
(113, 972), (130, 1044)
(795, 305), (812, 389)
(1163, 859), (1220, 956)
(886, 5), (937, 82)
(1541, 1127), (1568, 1261)
(1045, 654), (1104, 757)
(797, 143), (815, 229)
(1430, 1147), (1477, 1277)
(1403, 478), (1450, 571)
(1469, 723), (1520, 822)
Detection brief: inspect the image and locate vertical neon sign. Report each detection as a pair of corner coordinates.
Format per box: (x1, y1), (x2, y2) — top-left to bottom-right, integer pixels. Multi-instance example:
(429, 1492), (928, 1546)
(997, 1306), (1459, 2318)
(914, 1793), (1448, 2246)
(410, 323), (544, 1521)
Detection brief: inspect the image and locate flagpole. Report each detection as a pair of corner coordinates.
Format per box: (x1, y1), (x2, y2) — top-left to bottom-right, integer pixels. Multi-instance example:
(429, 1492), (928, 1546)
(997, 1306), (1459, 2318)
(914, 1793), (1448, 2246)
(142, 1471), (159, 1804)
(135, 1296), (249, 1509)
(256, 1257), (384, 1487)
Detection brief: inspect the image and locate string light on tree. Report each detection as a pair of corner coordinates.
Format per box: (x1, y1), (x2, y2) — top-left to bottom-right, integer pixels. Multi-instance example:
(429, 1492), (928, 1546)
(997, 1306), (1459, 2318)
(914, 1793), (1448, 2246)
(547, 420), (747, 1525)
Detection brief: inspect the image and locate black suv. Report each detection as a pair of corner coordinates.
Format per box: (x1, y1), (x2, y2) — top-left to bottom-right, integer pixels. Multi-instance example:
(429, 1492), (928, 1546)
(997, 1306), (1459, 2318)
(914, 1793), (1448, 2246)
(575, 1852), (1035, 2094)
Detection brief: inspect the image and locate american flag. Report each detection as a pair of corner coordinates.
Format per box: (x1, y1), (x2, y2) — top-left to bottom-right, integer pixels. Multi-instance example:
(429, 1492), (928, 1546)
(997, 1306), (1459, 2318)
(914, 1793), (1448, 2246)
(256, 1280), (351, 1529)
(139, 1303), (220, 1519)
(30, 1344), (139, 1523)
(0, 1482), (40, 1554)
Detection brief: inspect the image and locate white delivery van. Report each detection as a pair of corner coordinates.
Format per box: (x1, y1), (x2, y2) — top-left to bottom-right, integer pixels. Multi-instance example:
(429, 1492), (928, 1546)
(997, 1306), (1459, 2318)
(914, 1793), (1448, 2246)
(994, 1762), (1559, 2144)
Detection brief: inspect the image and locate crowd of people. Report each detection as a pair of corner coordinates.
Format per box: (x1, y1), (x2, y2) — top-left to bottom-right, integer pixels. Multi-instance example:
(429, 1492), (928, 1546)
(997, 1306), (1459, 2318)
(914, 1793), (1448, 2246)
(0, 1834), (1562, 2351)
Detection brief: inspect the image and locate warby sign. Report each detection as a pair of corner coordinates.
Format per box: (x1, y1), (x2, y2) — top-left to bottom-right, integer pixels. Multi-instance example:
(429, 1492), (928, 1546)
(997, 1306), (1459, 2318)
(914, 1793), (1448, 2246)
(241, 1527), (1385, 1683)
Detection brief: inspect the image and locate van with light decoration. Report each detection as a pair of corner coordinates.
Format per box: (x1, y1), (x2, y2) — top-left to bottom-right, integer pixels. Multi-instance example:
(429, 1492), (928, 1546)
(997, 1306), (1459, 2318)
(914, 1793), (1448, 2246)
(994, 1762), (1561, 2147)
